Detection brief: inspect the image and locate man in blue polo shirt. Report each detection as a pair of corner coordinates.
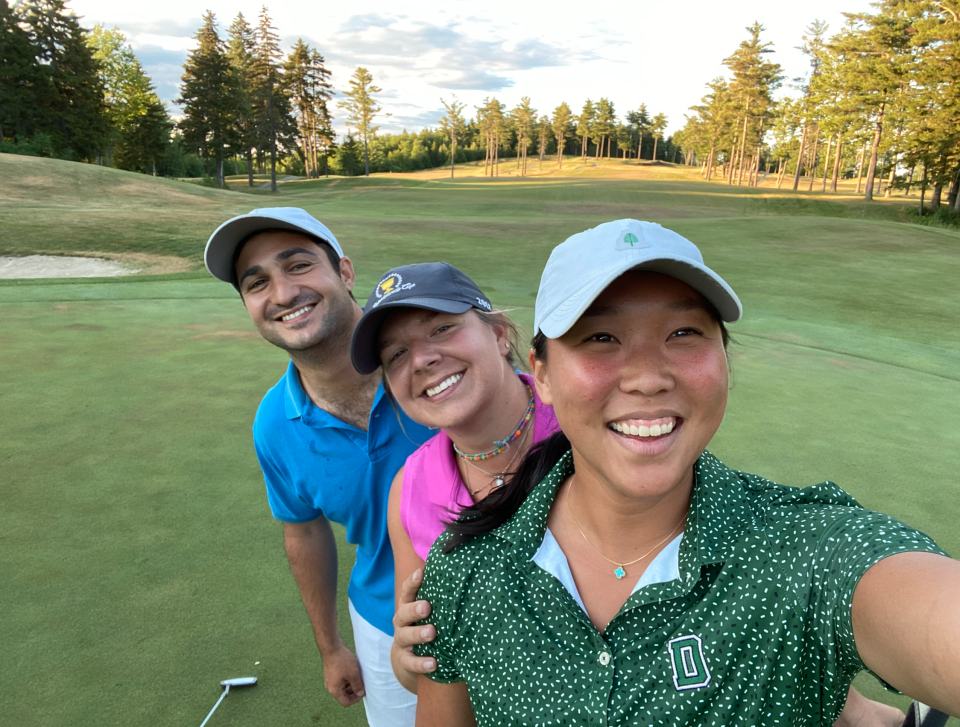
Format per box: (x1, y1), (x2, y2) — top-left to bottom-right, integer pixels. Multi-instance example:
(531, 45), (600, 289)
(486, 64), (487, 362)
(204, 208), (430, 727)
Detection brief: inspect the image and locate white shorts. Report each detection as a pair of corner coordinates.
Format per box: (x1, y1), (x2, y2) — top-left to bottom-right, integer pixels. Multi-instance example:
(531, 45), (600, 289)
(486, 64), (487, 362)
(348, 599), (417, 727)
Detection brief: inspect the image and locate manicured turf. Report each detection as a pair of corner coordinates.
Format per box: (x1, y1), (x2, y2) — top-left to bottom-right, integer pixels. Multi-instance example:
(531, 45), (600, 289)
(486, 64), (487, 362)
(1, 156), (959, 724)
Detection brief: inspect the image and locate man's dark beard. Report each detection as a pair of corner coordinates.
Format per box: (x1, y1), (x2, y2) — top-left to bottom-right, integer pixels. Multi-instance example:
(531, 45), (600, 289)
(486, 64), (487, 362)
(258, 287), (355, 366)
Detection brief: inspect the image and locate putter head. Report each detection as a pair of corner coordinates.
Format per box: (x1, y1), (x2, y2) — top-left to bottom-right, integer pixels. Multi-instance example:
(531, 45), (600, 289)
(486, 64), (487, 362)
(221, 677), (257, 688)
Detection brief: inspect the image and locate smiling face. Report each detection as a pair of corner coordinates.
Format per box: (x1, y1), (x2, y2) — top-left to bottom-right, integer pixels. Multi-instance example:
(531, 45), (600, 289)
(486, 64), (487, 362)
(235, 230), (358, 353)
(533, 271), (729, 502)
(378, 308), (512, 430)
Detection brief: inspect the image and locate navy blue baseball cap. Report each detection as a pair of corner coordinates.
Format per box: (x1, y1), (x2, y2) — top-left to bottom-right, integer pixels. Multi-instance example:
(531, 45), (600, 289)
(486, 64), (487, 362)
(351, 262), (492, 374)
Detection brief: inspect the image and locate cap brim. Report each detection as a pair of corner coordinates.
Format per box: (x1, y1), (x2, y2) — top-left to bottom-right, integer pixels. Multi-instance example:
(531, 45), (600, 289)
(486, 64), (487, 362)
(350, 298), (475, 375)
(204, 214), (342, 287)
(539, 255), (742, 338)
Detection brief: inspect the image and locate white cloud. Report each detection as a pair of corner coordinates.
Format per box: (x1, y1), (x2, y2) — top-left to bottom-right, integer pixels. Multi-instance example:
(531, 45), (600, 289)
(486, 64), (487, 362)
(71, 0), (877, 135)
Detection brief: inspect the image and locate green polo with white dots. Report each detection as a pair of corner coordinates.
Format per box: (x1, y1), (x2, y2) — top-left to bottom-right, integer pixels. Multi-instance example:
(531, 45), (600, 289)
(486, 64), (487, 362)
(415, 450), (946, 726)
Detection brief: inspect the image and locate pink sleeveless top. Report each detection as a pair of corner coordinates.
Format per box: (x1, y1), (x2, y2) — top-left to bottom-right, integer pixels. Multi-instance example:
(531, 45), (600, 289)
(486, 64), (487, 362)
(400, 373), (561, 561)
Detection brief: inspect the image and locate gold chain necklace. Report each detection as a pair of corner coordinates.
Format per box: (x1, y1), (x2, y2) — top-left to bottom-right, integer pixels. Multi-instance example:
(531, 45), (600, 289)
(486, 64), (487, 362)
(565, 477), (685, 580)
(459, 421), (532, 498)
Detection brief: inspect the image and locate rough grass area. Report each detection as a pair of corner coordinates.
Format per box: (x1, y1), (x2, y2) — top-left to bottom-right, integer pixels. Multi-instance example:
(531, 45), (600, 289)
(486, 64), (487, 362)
(1, 154), (959, 725)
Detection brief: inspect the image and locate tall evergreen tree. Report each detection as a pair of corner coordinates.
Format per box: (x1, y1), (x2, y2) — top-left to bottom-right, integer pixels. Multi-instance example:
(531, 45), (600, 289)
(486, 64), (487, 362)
(594, 98), (616, 158)
(251, 6), (295, 192)
(20, 0), (107, 159)
(510, 96), (535, 176)
(551, 102), (572, 169)
(576, 99), (595, 161)
(439, 95), (466, 178)
(626, 104), (651, 160)
(285, 38), (334, 180)
(178, 11), (239, 188)
(226, 12), (257, 186)
(650, 112), (668, 161)
(338, 66), (382, 177)
(477, 97), (505, 177)
(535, 114), (550, 171)
(722, 23), (783, 186)
(0, 0), (45, 142)
(688, 79), (735, 180)
(830, 8), (912, 201)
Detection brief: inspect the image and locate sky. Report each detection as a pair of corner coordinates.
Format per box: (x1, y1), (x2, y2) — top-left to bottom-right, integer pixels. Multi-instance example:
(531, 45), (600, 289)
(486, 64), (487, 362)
(70, 0), (875, 136)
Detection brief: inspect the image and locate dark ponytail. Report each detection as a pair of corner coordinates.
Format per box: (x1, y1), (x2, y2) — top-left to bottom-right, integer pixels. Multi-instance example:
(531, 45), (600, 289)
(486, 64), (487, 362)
(442, 429), (571, 553)
(442, 329), (563, 552)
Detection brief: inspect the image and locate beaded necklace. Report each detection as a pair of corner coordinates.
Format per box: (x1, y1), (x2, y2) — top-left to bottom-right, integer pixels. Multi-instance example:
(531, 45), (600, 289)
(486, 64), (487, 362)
(453, 384), (535, 462)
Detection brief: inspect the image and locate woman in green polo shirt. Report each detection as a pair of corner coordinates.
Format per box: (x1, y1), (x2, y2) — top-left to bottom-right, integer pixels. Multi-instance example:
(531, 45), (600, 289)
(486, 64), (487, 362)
(411, 220), (960, 726)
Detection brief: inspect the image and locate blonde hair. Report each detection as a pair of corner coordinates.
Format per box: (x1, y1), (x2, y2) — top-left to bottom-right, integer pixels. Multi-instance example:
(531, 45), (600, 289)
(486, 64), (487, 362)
(474, 308), (525, 371)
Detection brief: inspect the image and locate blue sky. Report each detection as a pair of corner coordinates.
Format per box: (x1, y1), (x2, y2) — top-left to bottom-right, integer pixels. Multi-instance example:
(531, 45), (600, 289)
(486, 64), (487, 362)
(71, 0), (874, 136)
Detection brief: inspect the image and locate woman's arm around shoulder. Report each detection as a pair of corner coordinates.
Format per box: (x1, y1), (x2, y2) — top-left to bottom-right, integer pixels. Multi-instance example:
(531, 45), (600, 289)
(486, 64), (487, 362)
(387, 466), (434, 693)
(852, 551), (960, 716)
(415, 675), (476, 727)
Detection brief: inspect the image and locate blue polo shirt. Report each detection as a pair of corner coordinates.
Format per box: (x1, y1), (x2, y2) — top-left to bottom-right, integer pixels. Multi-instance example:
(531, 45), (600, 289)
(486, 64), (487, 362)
(253, 361), (432, 635)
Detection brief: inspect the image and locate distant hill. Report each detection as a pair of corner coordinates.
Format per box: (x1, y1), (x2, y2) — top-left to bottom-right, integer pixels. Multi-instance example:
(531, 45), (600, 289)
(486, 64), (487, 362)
(0, 154), (250, 263)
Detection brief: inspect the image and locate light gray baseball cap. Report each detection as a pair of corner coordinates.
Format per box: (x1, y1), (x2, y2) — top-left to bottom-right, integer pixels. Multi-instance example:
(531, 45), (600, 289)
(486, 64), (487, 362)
(204, 207), (344, 289)
(534, 219), (742, 338)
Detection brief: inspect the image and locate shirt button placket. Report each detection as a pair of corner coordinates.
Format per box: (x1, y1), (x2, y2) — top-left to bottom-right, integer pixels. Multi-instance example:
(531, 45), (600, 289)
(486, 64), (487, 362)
(591, 649), (613, 725)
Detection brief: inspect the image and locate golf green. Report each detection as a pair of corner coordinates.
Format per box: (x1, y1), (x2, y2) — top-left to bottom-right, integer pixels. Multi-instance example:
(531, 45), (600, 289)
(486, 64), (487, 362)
(2, 159), (958, 725)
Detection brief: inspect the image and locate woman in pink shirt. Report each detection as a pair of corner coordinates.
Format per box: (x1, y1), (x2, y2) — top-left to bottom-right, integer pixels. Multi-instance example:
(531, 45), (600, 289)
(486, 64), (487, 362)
(350, 262), (560, 693)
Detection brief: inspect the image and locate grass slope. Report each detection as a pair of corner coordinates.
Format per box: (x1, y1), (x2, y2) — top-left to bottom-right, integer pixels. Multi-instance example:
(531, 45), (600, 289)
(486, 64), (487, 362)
(1, 154), (959, 724)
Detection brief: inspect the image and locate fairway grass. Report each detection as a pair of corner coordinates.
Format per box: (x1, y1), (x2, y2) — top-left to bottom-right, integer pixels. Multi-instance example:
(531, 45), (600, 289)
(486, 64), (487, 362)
(2, 155), (959, 724)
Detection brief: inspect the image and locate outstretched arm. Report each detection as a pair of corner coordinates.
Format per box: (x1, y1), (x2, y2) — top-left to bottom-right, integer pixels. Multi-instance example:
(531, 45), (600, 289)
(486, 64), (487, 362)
(415, 677), (476, 727)
(852, 551), (960, 716)
(284, 517), (366, 707)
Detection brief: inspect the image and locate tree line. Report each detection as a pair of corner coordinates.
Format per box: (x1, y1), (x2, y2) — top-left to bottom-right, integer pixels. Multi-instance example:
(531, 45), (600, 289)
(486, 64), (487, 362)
(678, 2), (960, 215)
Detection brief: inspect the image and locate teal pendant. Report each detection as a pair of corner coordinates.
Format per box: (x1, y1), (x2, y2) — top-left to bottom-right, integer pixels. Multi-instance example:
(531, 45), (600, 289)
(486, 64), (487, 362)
(614, 566), (626, 579)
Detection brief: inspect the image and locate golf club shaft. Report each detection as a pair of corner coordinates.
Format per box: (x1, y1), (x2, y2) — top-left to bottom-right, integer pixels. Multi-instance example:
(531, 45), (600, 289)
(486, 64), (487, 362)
(199, 685), (230, 727)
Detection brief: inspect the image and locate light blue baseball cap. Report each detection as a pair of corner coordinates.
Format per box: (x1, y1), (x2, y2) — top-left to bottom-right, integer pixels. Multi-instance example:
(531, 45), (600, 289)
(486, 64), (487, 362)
(204, 207), (344, 290)
(534, 219), (742, 338)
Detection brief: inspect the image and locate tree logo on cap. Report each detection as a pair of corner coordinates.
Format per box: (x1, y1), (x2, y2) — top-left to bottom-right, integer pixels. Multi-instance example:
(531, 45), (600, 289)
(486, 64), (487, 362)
(616, 228), (649, 252)
(372, 272), (416, 308)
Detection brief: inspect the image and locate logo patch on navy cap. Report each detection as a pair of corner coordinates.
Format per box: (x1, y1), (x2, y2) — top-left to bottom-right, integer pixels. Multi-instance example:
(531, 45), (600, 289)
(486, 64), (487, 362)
(615, 228), (649, 251)
(372, 272), (415, 307)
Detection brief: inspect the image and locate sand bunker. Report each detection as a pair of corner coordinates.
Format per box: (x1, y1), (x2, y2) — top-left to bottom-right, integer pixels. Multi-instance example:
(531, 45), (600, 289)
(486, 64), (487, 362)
(0, 255), (138, 279)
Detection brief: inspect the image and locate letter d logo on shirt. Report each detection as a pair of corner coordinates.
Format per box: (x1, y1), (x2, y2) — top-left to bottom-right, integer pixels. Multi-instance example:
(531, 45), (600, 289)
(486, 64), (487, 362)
(668, 634), (711, 690)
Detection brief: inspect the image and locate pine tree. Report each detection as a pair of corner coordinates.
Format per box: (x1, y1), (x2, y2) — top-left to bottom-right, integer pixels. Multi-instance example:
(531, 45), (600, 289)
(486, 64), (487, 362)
(0, 0), (46, 142)
(477, 97), (505, 177)
(510, 96), (535, 176)
(178, 11), (239, 187)
(688, 79), (735, 180)
(226, 12), (257, 186)
(594, 98), (616, 158)
(338, 66), (382, 177)
(722, 23), (783, 187)
(576, 100), (595, 162)
(439, 95), (466, 178)
(285, 38), (334, 180)
(20, 0), (108, 159)
(650, 113), (668, 161)
(550, 102), (572, 169)
(335, 132), (361, 176)
(251, 6), (295, 192)
(535, 114), (550, 171)
(830, 8), (912, 201)
(626, 104), (651, 160)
